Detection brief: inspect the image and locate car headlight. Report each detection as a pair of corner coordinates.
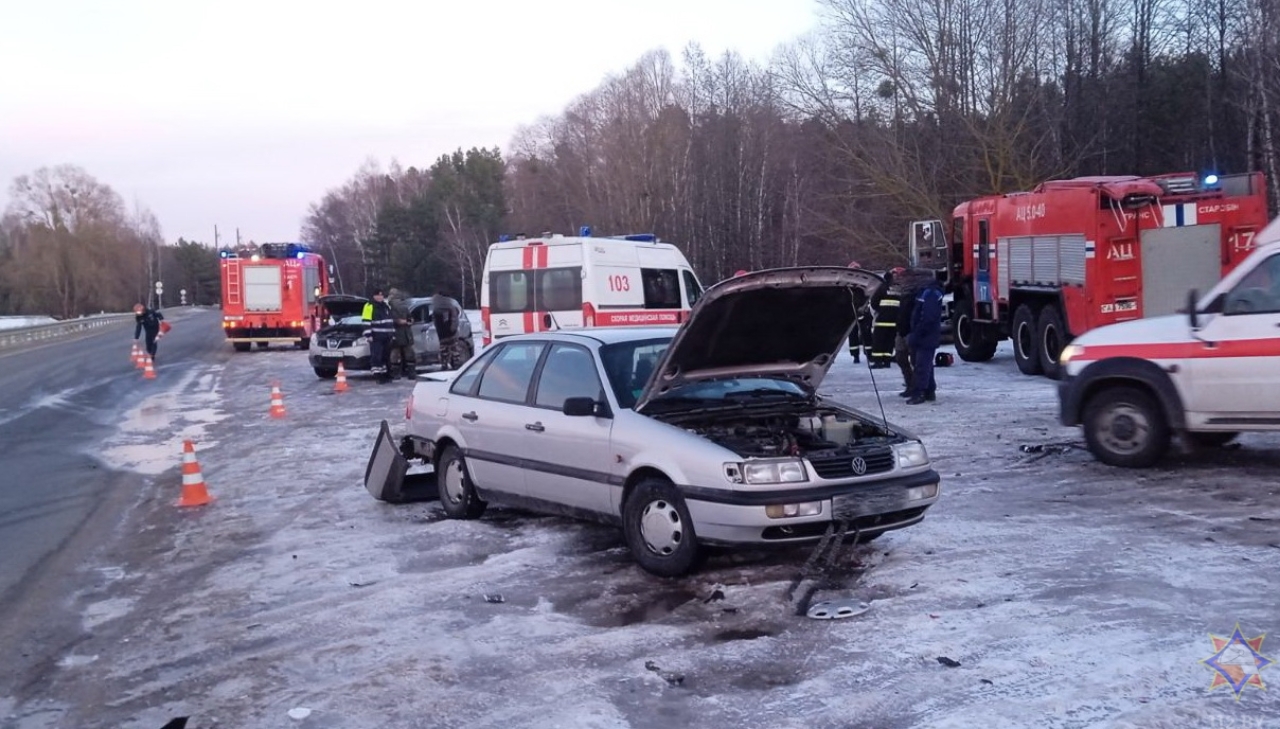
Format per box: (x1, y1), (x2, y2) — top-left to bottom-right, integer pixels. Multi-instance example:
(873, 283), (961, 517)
(894, 441), (929, 469)
(1059, 344), (1084, 363)
(726, 459), (809, 484)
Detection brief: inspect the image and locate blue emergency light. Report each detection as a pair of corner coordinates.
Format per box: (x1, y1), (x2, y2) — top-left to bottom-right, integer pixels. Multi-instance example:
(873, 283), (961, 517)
(580, 226), (592, 237)
(498, 235), (511, 242)
(623, 234), (657, 242)
(1203, 173), (1220, 186)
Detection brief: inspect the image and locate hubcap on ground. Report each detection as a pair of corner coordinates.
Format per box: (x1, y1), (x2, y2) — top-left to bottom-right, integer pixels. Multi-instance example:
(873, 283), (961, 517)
(443, 459), (465, 504)
(1100, 405), (1148, 453)
(639, 500), (683, 556)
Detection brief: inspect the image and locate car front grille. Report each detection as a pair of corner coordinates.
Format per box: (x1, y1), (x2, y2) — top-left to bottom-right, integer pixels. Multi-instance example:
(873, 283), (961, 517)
(807, 446), (895, 480)
(326, 338), (356, 348)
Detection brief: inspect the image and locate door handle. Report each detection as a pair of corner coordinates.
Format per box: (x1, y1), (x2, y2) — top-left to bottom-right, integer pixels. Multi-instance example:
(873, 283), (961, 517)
(525, 422), (545, 432)
(462, 411), (478, 422)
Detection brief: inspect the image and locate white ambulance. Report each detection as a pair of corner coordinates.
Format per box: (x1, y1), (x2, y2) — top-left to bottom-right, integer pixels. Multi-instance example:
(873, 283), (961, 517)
(479, 229), (704, 345)
(1058, 216), (1280, 467)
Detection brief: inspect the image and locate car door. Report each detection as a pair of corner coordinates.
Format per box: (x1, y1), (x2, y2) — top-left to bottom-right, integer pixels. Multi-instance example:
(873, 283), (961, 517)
(453, 340), (547, 494)
(409, 302), (435, 361)
(520, 342), (616, 514)
(1185, 252), (1280, 427)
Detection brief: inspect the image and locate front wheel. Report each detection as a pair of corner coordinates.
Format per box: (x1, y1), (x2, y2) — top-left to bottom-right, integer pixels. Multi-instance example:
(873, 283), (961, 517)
(437, 445), (487, 519)
(952, 298), (998, 362)
(1082, 385), (1171, 468)
(622, 478), (700, 577)
(1012, 304), (1042, 376)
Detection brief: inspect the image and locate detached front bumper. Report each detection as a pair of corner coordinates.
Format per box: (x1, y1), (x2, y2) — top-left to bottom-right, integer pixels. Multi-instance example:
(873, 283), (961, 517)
(681, 468), (941, 545)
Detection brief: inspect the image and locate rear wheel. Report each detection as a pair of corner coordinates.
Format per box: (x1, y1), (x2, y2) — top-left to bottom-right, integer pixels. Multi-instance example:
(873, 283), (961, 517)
(1012, 304), (1042, 376)
(233, 342), (251, 353)
(952, 297), (998, 362)
(1082, 385), (1171, 468)
(437, 445), (487, 519)
(622, 478), (701, 577)
(1036, 304), (1069, 380)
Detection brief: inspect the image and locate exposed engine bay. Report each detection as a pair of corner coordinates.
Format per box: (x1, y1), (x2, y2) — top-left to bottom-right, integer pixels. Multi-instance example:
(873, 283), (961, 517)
(668, 407), (900, 458)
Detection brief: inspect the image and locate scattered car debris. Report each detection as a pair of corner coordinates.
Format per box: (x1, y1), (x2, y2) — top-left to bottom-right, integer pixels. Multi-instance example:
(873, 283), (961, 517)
(644, 660), (685, 686)
(349, 580), (376, 588)
(483, 594), (504, 604)
(287, 707), (312, 720)
(937, 657), (962, 668)
(159, 718), (188, 729)
(703, 586), (726, 603)
(980, 679), (994, 685)
(806, 598), (871, 620)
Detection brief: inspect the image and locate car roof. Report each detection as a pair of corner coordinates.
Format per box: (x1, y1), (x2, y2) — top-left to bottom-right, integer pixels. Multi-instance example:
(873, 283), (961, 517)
(495, 326), (678, 346)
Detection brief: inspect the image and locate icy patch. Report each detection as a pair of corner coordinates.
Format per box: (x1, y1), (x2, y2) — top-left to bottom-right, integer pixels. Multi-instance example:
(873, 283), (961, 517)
(95, 366), (229, 475)
(56, 654), (98, 669)
(82, 597), (136, 630)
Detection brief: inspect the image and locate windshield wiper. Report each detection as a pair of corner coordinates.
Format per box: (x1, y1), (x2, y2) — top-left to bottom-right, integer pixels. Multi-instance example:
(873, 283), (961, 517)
(723, 388), (808, 402)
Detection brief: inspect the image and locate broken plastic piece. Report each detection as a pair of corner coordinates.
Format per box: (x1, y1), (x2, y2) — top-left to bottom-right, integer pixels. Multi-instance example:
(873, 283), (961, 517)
(484, 593), (504, 604)
(806, 598), (871, 620)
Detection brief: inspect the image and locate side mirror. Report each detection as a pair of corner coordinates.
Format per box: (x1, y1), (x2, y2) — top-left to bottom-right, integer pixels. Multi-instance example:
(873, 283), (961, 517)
(562, 397), (597, 417)
(542, 313), (555, 330)
(1187, 289), (1199, 330)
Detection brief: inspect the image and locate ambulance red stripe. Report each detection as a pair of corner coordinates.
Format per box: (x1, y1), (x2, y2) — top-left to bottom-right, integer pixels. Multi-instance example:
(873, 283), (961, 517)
(1073, 337), (1280, 362)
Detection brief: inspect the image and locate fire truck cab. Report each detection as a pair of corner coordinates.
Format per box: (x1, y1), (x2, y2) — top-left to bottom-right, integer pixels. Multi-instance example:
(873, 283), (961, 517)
(480, 228), (703, 345)
(220, 242), (332, 351)
(909, 172), (1269, 378)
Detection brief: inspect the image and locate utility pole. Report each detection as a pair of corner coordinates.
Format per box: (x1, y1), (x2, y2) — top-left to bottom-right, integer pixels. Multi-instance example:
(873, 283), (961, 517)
(236, 228), (241, 247)
(214, 224), (220, 249)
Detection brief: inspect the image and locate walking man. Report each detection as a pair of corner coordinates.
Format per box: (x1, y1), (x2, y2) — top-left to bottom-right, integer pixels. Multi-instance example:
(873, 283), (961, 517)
(361, 289), (396, 383)
(906, 275), (946, 404)
(387, 288), (415, 380)
(133, 303), (164, 362)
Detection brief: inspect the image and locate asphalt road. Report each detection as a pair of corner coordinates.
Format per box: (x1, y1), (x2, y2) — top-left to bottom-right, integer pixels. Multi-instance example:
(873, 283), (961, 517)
(0, 308), (226, 618)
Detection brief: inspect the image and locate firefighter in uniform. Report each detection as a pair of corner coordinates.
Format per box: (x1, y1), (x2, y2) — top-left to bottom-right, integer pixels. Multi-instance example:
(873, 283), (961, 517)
(387, 288), (415, 380)
(869, 268), (902, 368)
(361, 289), (396, 383)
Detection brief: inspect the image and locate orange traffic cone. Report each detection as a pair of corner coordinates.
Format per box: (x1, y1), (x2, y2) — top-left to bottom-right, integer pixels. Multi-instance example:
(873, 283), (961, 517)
(134, 345), (146, 368)
(143, 355), (157, 379)
(177, 440), (213, 507)
(334, 361), (349, 393)
(130, 341), (140, 362)
(269, 384), (286, 418)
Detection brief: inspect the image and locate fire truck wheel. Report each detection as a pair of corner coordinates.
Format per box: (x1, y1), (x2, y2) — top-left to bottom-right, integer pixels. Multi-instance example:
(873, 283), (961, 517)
(952, 298), (998, 362)
(1082, 385), (1171, 468)
(1012, 304), (1043, 376)
(1036, 305), (1068, 380)
(233, 342), (251, 353)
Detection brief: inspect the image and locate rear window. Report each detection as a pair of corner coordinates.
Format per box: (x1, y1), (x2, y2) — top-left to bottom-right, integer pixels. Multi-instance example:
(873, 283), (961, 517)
(489, 267), (582, 312)
(641, 268), (681, 309)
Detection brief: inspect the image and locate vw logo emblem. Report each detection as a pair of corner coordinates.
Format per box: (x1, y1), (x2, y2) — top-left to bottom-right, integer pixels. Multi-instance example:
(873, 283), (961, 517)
(850, 457), (868, 475)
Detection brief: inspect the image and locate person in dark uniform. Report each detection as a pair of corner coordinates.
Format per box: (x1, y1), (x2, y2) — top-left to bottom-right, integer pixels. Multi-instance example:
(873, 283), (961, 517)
(361, 289), (396, 383)
(906, 276), (946, 404)
(846, 262), (869, 364)
(869, 268), (902, 368)
(133, 303), (164, 362)
(387, 288), (415, 380)
(430, 288), (463, 370)
(894, 270), (919, 395)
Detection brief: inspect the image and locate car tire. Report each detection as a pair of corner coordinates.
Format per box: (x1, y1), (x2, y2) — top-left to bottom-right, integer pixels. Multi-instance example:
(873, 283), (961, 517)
(233, 342), (251, 352)
(1082, 385), (1171, 468)
(952, 297), (998, 363)
(257, 342), (269, 349)
(298, 338), (311, 350)
(1185, 431), (1239, 449)
(1036, 304), (1069, 380)
(621, 478), (701, 577)
(437, 445), (487, 519)
(313, 367), (337, 379)
(1012, 304), (1042, 376)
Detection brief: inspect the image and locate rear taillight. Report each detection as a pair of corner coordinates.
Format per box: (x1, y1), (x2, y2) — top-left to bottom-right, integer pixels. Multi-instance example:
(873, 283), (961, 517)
(405, 394), (414, 420)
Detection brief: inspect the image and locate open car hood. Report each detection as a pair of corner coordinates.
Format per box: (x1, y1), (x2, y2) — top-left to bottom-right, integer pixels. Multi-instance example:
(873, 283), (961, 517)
(634, 266), (884, 412)
(319, 294), (368, 319)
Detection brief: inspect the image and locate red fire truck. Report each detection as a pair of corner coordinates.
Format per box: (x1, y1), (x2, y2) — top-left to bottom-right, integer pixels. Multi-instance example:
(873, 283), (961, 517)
(909, 171), (1270, 378)
(219, 242), (333, 351)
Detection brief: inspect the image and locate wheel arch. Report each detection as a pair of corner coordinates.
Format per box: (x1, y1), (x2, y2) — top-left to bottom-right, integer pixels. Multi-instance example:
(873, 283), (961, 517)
(619, 466), (676, 515)
(1067, 358), (1187, 431)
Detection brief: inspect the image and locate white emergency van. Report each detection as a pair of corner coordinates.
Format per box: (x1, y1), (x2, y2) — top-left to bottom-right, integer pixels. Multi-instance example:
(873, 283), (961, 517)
(1058, 216), (1280, 467)
(479, 229), (704, 344)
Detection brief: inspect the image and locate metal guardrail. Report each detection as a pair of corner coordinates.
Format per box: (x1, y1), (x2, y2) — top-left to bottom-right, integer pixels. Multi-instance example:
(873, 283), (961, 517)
(0, 314), (135, 350)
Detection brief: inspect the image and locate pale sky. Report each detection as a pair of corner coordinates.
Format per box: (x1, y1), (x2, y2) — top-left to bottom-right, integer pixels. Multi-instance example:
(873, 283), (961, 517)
(0, 0), (818, 244)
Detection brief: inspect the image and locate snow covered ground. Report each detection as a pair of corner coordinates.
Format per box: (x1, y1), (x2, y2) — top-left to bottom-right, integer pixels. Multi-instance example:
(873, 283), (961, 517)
(0, 316), (57, 330)
(7, 335), (1280, 729)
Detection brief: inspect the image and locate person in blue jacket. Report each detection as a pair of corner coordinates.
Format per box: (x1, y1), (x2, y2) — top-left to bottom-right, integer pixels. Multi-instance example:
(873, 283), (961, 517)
(905, 276), (945, 404)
